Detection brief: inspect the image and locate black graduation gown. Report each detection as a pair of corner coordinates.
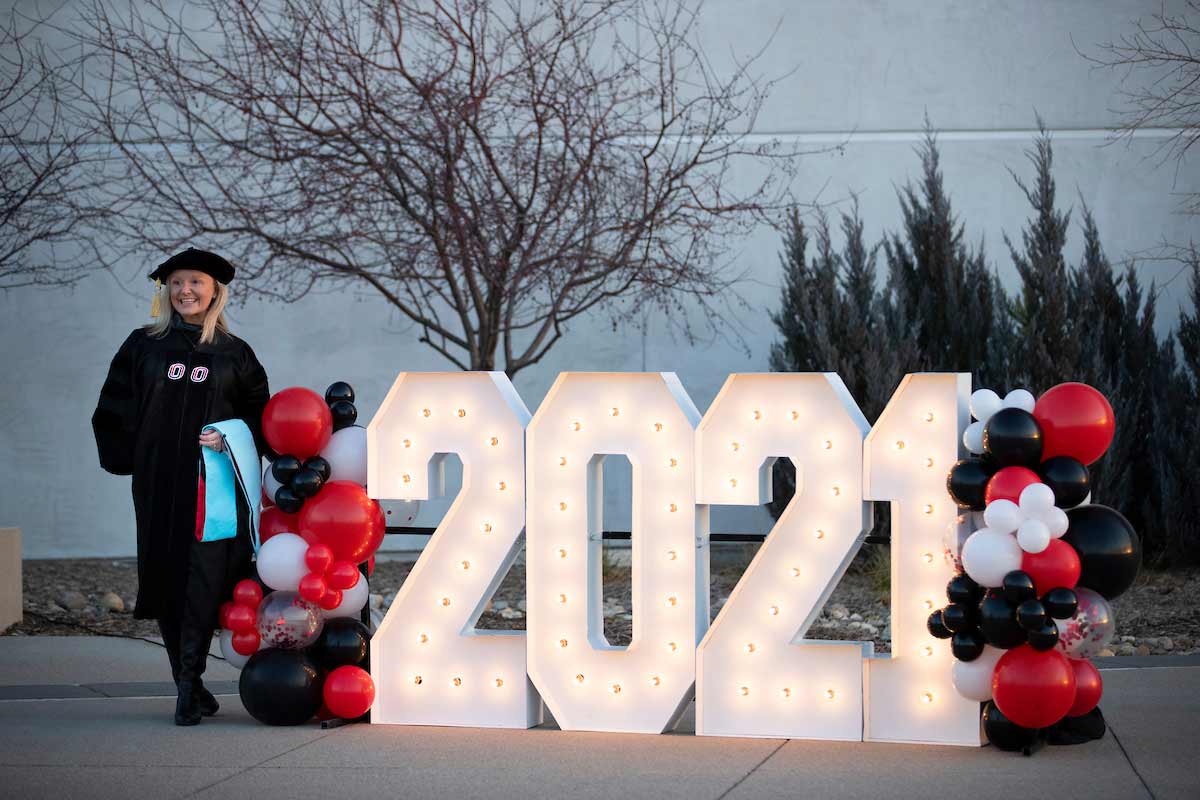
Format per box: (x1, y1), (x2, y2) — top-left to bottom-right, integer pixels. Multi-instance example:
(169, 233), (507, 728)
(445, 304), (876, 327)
(92, 318), (270, 620)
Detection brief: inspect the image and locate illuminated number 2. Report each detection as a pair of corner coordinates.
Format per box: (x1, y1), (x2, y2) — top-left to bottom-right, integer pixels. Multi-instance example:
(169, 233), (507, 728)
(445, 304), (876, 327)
(695, 374), (871, 740)
(368, 372), (541, 728)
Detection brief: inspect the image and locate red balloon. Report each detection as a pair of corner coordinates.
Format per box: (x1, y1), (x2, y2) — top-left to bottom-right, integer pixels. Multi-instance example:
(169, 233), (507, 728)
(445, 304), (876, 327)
(232, 579), (264, 609)
(218, 600), (235, 629)
(259, 506), (301, 545)
(1021, 538), (1081, 595)
(305, 543), (335, 575)
(226, 603), (257, 634)
(992, 645), (1077, 729)
(985, 466), (1041, 505)
(323, 665), (376, 719)
(326, 560), (361, 591)
(262, 387), (333, 460)
(231, 628), (261, 656)
(299, 481), (386, 564)
(261, 484), (274, 508)
(367, 555), (376, 577)
(1033, 383), (1115, 466)
(318, 588), (343, 611)
(1068, 658), (1103, 717)
(298, 572), (328, 603)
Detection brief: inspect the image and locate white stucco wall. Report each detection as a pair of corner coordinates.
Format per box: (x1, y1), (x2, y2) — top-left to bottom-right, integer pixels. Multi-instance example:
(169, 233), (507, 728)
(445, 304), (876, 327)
(1, 1), (1196, 557)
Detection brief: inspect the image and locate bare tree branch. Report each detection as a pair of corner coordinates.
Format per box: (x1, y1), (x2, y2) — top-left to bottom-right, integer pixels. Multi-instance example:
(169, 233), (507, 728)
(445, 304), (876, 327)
(71, 0), (822, 374)
(1079, 0), (1200, 215)
(1, 8), (114, 289)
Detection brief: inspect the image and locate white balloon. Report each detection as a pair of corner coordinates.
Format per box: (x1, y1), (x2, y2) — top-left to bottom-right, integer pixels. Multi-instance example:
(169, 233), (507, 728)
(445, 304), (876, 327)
(1018, 482), (1056, 516)
(1042, 506), (1070, 538)
(256, 532), (310, 592)
(321, 425), (367, 486)
(952, 646), (1005, 701)
(961, 529), (1023, 588)
(219, 628), (254, 669)
(262, 462), (282, 504)
(1002, 388), (1037, 413)
(962, 420), (985, 454)
(1017, 518), (1051, 554)
(969, 389), (1002, 423)
(983, 499), (1021, 534)
(324, 574), (369, 618)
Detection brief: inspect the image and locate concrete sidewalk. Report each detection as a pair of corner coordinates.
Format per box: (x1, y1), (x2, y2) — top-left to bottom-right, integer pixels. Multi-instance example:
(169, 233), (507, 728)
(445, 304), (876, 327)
(0, 637), (1196, 800)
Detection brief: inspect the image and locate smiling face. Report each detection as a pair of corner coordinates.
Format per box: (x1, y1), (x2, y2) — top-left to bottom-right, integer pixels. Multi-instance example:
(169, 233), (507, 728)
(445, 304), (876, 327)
(168, 269), (216, 324)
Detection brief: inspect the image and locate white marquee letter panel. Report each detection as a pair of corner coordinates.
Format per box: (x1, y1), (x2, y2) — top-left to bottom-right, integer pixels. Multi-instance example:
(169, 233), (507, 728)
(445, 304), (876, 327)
(368, 372), (541, 728)
(695, 373), (872, 740)
(863, 373), (981, 745)
(526, 372), (706, 734)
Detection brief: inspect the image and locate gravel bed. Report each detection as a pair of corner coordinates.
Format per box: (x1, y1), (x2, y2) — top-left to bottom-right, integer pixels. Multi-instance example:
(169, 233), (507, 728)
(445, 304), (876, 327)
(6, 547), (1198, 658)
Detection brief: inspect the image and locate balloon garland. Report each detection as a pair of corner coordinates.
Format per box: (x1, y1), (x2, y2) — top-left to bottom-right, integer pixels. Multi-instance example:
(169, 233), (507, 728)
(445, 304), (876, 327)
(218, 382), (383, 725)
(942, 382), (1137, 752)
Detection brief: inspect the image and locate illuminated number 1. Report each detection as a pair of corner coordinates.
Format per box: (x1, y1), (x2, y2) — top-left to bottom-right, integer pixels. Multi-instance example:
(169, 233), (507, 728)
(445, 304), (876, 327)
(863, 373), (980, 744)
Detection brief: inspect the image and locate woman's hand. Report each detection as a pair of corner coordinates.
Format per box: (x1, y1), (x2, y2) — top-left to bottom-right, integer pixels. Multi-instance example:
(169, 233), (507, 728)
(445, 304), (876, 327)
(199, 430), (224, 451)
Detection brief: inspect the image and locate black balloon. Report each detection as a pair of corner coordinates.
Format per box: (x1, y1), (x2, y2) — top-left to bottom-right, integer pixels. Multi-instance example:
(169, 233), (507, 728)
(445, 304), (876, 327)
(271, 454), (303, 485)
(947, 458), (993, 510)
(274, 486), (304, 514)
(304, 456), (332, 483)
(946, 574), (983, 606)
(926, 609), (953, 640)
(983, 407), (1044, 468)
(1002, 570), (1038, 606)
(325, 381), (356, 405)
(1042, 587), (1078, 620)
(941, 603), (973, 633)
(309, 618), (370, 671)
(1063, 505), (1142, 599)
(1016, 599), (1047, 631)
(1038, 456), (1091, 508)
(979, 592), (1027, 649)
(238, 649), (324, 726)
(1027, 620), (1060, 651)
(330, 400), (358, 431)
(983, 701), (1040, 752)
(290, 467), (324, 499)
(951, 629), (986, 662)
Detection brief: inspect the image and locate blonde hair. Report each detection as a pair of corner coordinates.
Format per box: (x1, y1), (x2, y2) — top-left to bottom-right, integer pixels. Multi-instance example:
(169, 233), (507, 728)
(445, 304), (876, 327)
(145, 278), (231, 345)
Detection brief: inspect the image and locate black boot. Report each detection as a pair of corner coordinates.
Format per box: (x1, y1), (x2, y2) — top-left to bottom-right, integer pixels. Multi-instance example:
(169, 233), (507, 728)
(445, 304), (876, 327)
(193, 679), (219, 716)
(176, 622), (215, 726)
(157, 617), (183, 685)
(175, 680), (202, 726)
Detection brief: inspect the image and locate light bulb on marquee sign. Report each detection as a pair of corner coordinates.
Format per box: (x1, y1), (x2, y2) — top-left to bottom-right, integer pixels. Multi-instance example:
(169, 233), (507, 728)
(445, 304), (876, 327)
(368, 372), (541, 728)
(365, 371), (981, 746)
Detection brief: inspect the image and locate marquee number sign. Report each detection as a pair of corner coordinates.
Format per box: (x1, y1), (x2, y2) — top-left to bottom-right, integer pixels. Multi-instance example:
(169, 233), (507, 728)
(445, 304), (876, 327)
(368, 372), (980, 745)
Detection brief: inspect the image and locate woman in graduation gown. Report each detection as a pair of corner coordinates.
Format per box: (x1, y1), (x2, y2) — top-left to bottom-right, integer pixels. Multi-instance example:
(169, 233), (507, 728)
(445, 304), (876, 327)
(92, 248), (270, 725)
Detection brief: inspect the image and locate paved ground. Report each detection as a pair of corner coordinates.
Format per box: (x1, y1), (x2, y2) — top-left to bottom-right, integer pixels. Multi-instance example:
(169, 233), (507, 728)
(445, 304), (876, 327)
(0, 637), (1196, 800)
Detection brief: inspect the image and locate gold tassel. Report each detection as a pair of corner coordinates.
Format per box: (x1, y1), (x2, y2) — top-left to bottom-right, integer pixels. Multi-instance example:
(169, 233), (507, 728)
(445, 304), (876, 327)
(150, 279), (162, 318)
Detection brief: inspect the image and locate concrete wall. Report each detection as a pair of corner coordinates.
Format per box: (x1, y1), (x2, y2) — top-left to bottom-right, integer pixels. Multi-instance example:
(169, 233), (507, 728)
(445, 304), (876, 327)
(1, 0), (1196, 558)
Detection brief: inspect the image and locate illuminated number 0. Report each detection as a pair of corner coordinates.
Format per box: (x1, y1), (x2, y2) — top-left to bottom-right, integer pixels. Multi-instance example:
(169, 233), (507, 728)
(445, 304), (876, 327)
(525, 372), (706, 734)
